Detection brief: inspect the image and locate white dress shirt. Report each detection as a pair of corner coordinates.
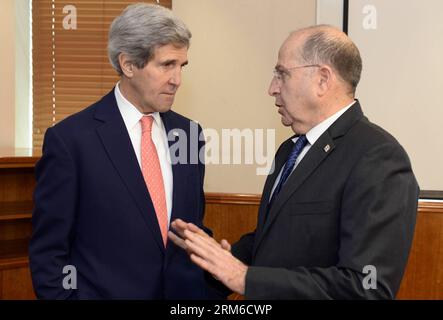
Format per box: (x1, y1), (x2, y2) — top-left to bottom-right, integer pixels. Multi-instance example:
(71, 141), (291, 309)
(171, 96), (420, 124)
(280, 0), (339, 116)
(270, 101), (356, 199)
(114, 83), (173, 224)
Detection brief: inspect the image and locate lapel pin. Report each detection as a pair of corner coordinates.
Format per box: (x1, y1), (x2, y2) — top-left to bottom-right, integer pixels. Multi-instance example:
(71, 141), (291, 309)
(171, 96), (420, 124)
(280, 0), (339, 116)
(324, 144), (331, 153)
(172, 131), (179, 137)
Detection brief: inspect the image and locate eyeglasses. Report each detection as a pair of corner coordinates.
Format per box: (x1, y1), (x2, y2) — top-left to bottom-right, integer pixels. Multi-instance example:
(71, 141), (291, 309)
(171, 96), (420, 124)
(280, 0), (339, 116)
(272, 64), (320, 82)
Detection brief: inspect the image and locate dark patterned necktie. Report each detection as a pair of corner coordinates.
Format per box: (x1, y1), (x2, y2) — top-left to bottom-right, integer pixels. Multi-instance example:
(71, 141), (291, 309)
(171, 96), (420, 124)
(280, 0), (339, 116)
(268, 135), (308, 210)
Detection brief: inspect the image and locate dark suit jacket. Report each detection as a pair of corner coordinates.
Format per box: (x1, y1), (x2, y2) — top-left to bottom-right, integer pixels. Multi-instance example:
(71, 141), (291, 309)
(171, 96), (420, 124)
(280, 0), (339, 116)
(29, 89), (213, 299)
(232, 101), (419, 299)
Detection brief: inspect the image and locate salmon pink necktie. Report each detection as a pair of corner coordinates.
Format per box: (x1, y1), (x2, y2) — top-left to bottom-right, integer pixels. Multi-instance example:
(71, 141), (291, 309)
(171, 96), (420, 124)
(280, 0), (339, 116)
(140, 116), (168, 246)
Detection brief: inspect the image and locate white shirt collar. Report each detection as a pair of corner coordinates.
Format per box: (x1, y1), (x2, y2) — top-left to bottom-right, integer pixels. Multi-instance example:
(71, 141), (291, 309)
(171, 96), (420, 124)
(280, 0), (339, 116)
(114, 81), (162, 129)
(293, 100), (356, 145)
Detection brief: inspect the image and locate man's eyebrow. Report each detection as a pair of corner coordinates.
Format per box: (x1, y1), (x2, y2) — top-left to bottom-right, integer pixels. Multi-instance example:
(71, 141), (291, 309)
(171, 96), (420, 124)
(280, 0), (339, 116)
(161, 59), (189, 67)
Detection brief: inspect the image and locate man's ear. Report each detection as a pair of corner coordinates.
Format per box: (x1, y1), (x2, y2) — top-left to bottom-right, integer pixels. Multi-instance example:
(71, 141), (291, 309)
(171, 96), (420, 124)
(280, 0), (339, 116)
(317, 65), (333, 96)
(119, 53), (134, 78)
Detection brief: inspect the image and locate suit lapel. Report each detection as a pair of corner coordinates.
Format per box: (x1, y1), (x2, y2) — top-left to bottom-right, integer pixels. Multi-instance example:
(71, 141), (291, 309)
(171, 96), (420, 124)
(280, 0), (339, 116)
(160, 112), (195, 257)
(255, 139), (293, 235)
(160, 111), (188, 225)
(94, 89), (165, 252)
(252, 101), (365, 257)
(267, 133), (336, 222)
(253, 133), (336, 256)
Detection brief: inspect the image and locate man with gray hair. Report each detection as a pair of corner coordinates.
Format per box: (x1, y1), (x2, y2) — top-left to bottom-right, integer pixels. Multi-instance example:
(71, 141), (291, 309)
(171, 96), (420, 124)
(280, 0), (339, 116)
(170, 25), (419, 299)
(30, 3), (215, 299)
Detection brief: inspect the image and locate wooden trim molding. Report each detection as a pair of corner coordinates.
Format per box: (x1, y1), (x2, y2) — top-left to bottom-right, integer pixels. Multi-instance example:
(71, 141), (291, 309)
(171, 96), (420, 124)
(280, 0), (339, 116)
(418, 200), (443, 213)
(205, 193), (261, 205)
(0, 149), (41, 169)
(0, 257), (29, 271)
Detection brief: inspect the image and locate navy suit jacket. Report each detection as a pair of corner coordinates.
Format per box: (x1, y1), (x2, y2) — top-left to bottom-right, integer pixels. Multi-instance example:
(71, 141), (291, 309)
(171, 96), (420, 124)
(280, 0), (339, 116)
(29, 89), (213, 299)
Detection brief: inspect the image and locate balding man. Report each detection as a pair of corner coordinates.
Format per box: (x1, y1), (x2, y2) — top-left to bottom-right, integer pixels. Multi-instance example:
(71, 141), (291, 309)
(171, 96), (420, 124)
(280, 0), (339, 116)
(169, 25), (419, 299)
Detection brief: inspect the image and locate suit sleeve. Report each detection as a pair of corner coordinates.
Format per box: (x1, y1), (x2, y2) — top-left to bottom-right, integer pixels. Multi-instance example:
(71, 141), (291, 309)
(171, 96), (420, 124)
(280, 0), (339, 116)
(29, 127), (78, 300)
(231, 231), (256, 265)
(244, 142), (419, 299)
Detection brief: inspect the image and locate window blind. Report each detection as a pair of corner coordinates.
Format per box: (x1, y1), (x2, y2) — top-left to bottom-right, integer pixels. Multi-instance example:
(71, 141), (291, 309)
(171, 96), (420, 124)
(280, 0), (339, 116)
(32, 0), (172, 148)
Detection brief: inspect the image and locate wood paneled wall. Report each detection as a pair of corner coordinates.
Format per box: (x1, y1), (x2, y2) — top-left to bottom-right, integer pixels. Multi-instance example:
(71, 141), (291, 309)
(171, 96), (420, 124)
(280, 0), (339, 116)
(396, 202), (443, 299)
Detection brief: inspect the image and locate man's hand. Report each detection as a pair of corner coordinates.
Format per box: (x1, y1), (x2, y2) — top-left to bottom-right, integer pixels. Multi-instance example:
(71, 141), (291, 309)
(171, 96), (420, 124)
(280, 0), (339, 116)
(168, 219), (247, 295)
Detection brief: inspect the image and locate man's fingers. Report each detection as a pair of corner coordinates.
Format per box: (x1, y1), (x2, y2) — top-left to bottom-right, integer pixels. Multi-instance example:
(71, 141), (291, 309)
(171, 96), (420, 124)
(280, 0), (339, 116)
(171, 219), (208, 240)
(184, 228), (219, 249)
(184, 229), (231, 262)
(170, 219), (188, 238)
(184, 227), (220, 248)
(171, 218), (188, 230)
(184, 234), (220, 264)
(220, 239), (231, 252)
(187, 222), (210, 237)
(167, 231), (187, 250)
(189, 253), (217, 278)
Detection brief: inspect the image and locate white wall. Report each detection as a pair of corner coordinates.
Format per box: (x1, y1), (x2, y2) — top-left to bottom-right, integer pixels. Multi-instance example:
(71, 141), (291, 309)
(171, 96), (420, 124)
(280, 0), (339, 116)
(173, 0), (316, 193)
(0, 0), (15, 149)
(316, 0), (343, 29)
(347, 0), (443, 191)
(15, 0), (31, 149)
(0, 0), (30, 149)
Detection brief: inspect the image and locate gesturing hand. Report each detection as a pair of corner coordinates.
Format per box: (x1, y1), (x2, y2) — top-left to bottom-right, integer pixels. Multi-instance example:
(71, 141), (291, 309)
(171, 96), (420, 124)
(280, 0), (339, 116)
(168, 219), (247, 294)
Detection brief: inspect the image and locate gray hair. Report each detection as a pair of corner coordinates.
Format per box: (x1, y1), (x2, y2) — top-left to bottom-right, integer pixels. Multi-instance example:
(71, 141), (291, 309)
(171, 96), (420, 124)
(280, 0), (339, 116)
(298, 25), (362, 95)
(108, 3), (192, 75)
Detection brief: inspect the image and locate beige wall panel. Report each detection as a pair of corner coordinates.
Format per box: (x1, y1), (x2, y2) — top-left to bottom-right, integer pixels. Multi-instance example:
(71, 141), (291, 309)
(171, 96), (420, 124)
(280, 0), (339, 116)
(0, 0), (15, 149)
(173, 0), (316, 193)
